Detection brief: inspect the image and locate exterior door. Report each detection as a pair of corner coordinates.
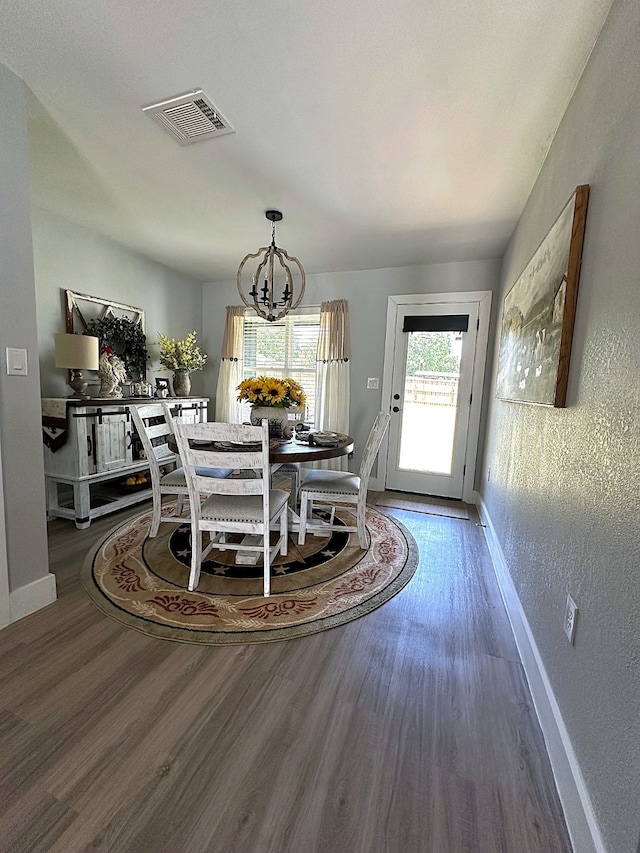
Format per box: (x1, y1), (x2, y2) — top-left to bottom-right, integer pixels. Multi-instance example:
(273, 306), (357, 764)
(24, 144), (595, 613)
(386, 302), (479, 499)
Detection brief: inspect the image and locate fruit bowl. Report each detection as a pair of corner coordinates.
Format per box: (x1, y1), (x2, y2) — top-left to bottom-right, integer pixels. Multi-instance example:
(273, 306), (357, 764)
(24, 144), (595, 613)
(121, 472), (151, 491)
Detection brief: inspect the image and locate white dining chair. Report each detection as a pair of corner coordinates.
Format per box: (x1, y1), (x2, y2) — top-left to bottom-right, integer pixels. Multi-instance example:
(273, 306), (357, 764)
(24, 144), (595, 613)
(130, 403), (232, 537)
(297, 411), (391, 548)
(173, 419), (290, 595)
(276, 462), (300, 507)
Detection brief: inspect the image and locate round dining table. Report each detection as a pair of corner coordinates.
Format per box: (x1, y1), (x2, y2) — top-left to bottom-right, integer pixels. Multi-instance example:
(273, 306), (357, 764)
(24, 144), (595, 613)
(166, 431), (354, 558)
(167, 432), (354, 464)
(269, 433), (354, 464)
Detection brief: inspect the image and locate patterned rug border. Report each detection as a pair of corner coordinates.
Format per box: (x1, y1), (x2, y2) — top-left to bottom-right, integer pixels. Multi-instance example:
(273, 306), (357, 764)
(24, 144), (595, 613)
(81, 508), (420, 645)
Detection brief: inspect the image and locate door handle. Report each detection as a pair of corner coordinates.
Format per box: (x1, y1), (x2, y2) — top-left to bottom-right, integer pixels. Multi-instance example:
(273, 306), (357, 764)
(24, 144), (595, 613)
(392, 406), (400, 413)
(393, 393), (400, 400)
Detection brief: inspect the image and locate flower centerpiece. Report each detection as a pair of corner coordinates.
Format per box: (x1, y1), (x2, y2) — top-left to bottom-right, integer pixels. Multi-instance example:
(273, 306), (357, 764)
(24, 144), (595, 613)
(236, 376), (306, 438)
(157, 331), (207, 397)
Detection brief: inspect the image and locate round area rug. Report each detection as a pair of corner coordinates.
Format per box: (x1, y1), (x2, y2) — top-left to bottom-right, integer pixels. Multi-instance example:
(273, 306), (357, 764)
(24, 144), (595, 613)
(81, 504), (419, 644)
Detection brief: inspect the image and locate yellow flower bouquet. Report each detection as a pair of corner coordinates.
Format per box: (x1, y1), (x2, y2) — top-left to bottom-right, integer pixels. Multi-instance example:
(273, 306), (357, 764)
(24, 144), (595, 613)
(157, 331), (207, 371)
(236, 376), (306, 409)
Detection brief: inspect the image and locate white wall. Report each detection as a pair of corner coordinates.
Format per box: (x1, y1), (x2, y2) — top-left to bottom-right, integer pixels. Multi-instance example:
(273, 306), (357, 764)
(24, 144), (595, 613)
(34, 211), (206, 398)
(203, 259), (501, 478)
(481, 0), (640, 849)
(0, 65), (51, 600)
(0, 64), (207, 614)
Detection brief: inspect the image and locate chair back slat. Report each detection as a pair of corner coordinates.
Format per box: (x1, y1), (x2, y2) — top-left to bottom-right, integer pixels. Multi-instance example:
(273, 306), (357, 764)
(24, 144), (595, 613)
(130, 403), (178, 487)
(174, 420), (271, 499)
(177, 421), (264, 444)
(134, 403), (165, 419)
(152, 444), (174, 462)
(145, 422), (172, 441)
(359, 411), (391, 485)
(187, 448), (264, 470)
(191, 474), (264, 496)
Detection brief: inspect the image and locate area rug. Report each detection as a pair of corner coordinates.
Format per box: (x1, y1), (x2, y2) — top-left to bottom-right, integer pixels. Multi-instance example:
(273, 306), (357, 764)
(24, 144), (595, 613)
(82, 504), (419, 645)
(375, 491), (469, 520)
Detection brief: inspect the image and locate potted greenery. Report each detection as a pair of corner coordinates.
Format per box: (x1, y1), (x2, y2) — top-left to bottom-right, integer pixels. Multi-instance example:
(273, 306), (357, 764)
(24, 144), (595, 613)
(84, 316), (149, 381)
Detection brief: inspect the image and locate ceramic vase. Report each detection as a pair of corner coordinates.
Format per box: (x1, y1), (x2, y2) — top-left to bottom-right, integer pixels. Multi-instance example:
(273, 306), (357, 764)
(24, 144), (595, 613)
(250, 405), (302, 439)
(172, 369), (191, 397)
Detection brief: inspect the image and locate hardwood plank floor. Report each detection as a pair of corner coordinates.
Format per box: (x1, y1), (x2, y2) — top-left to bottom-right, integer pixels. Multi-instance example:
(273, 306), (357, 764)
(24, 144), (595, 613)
(0, 499), (573, 853)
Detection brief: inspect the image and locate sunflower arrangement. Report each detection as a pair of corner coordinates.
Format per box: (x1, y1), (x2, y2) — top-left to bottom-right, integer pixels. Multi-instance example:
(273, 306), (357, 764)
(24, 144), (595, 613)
(236, 376), (306, 409)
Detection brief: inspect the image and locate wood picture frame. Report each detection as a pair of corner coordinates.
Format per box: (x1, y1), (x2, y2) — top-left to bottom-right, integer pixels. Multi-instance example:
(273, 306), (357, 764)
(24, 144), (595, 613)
(64, 290), (148, 379)
(496, 184), (589, 407)
(65, 290), (145, 336)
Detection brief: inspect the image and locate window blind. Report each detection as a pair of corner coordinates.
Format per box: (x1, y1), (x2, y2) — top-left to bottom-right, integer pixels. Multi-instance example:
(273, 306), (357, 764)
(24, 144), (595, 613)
(402, 314), (469, 333)
(242, 311), (320, 423)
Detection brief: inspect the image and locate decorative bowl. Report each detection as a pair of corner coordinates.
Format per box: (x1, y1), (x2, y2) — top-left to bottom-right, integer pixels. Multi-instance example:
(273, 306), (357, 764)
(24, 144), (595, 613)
(120, 472), (151, 491)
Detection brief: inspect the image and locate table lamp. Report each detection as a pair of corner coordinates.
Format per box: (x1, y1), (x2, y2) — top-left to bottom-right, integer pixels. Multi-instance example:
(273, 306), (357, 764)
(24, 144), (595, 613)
(54, 333), (100, 398)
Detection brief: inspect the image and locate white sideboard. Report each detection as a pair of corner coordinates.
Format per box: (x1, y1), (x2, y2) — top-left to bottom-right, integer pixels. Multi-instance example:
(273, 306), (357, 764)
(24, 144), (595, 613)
(43, 397), (208, 529)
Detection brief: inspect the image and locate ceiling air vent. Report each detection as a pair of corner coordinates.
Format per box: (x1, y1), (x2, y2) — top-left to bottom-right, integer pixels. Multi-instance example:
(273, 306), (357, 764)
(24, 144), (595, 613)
(142, 90), (234, 145)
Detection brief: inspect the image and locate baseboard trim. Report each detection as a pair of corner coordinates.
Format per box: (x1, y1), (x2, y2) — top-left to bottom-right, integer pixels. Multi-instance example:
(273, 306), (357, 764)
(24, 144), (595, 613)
(9, 573), (57, 623)
(476, 495), (606, 853)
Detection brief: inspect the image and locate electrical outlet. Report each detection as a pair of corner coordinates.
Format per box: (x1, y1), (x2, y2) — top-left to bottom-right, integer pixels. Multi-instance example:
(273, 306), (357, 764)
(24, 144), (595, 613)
(564, 594), (578, 644)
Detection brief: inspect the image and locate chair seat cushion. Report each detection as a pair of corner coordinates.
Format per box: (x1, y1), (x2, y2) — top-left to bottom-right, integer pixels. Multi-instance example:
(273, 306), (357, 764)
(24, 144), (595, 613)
(299, 469), (361, 496)
(200, 489), (289, 522)
(160, 466), (233, 486)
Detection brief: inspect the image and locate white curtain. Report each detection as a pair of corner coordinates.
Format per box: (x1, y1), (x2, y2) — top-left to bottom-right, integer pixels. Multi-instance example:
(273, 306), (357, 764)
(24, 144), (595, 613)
(215, 306), (245, 423)
(315, 299), (350, 470)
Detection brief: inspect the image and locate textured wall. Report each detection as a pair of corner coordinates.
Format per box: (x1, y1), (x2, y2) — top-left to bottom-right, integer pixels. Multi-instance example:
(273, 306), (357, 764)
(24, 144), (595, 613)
(481, 0), (640, 850)
(0, 65), (50, 592)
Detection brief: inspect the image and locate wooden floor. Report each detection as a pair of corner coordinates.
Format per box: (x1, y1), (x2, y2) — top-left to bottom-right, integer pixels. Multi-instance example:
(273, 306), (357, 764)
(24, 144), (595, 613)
(0, 498), (573, 853)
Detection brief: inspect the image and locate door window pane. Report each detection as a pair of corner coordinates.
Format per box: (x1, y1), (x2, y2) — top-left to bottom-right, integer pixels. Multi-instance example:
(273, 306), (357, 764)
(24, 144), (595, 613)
(398, 331), (461, 475)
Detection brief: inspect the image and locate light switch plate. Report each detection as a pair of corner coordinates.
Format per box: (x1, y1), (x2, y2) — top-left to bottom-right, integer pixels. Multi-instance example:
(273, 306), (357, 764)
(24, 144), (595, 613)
(6, 347), (28, 376)
(367, 377), (379, 390)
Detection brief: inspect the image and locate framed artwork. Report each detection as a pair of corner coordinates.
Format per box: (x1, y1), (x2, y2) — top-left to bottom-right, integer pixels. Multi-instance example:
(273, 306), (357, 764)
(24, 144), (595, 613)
(496, 185), (589, 407)
(154, 378), (170, 398)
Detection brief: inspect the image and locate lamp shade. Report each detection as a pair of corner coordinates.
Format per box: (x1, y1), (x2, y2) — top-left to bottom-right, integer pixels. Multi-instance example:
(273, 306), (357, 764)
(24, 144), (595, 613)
(54, 334), (99, 370)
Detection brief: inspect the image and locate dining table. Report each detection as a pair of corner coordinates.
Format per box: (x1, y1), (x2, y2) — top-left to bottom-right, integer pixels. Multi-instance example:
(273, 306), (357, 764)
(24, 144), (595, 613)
(267, 433), (354, 465)
(166, 431), (355, 556)
(269, 434), (353, 522)
(167, 431), (354, 466)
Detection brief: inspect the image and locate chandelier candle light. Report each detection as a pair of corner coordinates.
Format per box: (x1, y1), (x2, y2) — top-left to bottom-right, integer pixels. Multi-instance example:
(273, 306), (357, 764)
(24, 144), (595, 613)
(237, 210), (306, 322)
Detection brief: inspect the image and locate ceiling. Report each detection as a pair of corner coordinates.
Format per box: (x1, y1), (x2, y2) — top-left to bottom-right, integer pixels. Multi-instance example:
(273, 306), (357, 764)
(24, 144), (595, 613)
(0, 0), (613, 282)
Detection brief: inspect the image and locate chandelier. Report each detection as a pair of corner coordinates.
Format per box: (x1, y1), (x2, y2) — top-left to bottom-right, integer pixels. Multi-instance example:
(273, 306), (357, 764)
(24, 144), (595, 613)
(237, 210), (306, 322)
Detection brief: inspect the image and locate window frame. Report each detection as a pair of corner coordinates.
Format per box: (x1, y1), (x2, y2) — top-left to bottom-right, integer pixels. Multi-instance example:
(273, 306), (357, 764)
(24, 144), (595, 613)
(241, 306), (321, 423)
